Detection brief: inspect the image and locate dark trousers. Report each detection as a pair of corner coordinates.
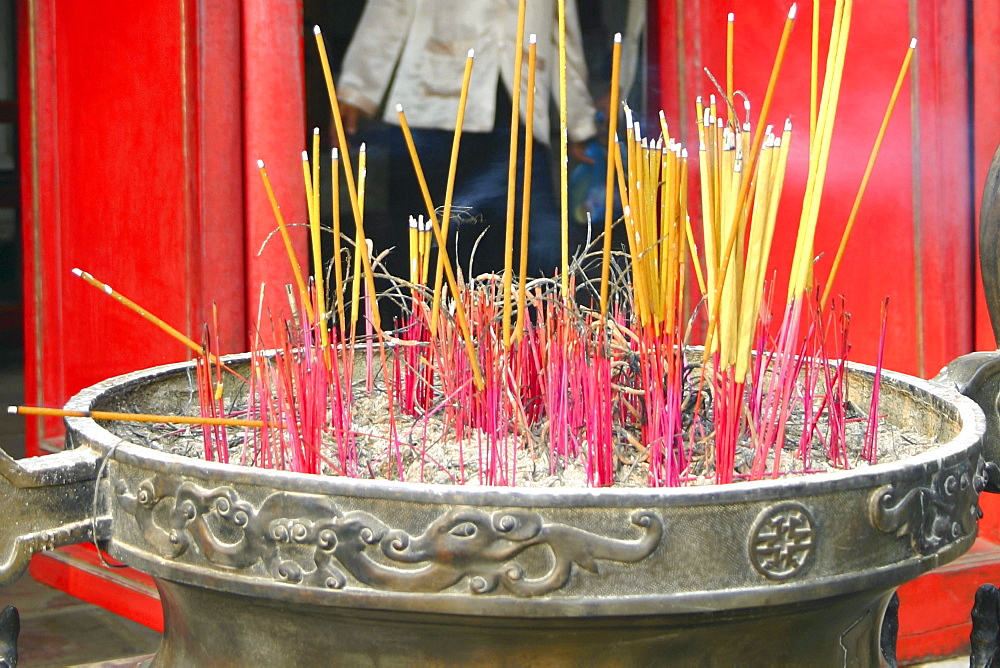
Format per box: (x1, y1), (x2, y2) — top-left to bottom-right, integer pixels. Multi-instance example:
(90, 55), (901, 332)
(386, 85), (562, 277)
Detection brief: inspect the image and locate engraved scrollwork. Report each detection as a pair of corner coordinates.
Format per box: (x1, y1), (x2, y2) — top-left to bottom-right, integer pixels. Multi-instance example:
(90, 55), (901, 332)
(870, 455), (986, 555)
(117, 478), (664, 597)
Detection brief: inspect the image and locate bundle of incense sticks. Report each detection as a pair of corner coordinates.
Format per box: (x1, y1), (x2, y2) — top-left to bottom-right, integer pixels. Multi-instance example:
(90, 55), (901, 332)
(13, 2), (914, 488)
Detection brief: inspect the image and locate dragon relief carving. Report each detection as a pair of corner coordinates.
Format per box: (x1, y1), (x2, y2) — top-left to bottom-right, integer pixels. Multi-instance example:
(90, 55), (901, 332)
(116, 477), (664, 597)
(870, 455), (987, 555)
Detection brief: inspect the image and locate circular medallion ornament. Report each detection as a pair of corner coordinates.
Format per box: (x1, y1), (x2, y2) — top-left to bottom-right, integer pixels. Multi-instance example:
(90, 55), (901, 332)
(749, 502), (816, 580)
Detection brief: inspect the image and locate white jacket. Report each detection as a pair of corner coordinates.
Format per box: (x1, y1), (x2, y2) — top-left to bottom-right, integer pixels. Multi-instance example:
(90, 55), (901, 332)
(337, 0), (598, 145)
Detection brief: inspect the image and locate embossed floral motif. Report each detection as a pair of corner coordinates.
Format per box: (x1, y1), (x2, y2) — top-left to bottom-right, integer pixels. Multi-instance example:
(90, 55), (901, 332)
(869, 455), (986, 555)
(117, 477), (664, 596)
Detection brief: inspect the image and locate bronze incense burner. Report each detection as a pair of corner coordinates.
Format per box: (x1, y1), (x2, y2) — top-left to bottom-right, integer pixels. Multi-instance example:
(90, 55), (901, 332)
(0, 351), (996, 665)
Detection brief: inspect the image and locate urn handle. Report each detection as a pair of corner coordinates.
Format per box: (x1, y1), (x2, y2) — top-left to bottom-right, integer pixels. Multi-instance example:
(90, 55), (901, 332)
(980, 144), (1000, 348)
(934, 145), (1000, 490)
(0, 445), (109, 585)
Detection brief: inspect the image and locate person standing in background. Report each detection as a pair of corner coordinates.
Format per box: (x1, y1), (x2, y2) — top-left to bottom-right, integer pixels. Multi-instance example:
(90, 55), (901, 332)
(334, 0), (598, 277)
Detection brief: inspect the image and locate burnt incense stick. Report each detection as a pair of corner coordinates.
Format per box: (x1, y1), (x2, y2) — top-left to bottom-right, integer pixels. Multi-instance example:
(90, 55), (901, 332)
(9, 405), (269, 429)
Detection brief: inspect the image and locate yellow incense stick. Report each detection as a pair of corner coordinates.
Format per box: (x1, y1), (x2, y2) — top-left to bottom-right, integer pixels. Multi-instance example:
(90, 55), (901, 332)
(516, 34), (539, 338)
(350, 144), (368, 333)
(314, 26), (380, 330)
(10, 405), (268, 429)
(821, 37), (914, 308)
(430, 50), (476, 332)
(256, 160), (315, 324)
(72, 269), (249, 385)
(408, 216), (418, 284)
(302, 151), (315, 225)
(416, 216), (427, 284)
(73, 268), (205, 359)
(310, 128), (328, 352)
(735, 138), (776, 377)
(684, 213), (707, 296)
(502, 0), (528, 348)
(791, 0), (843, 293)
(702, 3), (797, 360)
(396, 105), (484, 390)
(811, 0), (820, 150)
(727, 13), (735, 110)
(331, 148), (346, 333)
(791, 0), (851, 298)
(557, 0), (570, 299)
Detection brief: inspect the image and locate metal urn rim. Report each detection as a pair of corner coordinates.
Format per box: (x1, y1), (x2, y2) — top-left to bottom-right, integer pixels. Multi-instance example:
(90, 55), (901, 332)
(55, 353), (987, 620)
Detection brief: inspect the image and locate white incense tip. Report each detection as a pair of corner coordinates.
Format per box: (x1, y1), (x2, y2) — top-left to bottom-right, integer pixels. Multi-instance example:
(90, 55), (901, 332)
(467, 48), (475, 58)
(744, 99), (751, 110)
(71, 267), (83, 277)
(256, 159), (265, 169)
(313, 25), (321, 35)
(301, 151), (309, 161)
(396, 103), (404, 113)
(765, 124), (774, 136)
(530, 33), (537, 44)
(614, 32), (621, 43)
(789, 4), (797, 19)
(408, 216), (417, 229)
(658, 109), (665, 120)
(728, 12), (734, 22)
(313, 127), (320, 135)
(7, 406), (16, 414)
(331, 147), (339, 160)
(910, 38), (917, 49)
(681, 148), (688, 158)
(709, 94), (716, 104)
(742, 122), (751, 132)
(359, 142), (366, 152)
(104, 285), (113, 295)
(785, 118), (792, 131)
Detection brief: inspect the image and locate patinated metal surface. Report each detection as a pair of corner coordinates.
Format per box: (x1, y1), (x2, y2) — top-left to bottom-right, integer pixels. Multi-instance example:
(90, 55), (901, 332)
(0, 445), (107, 587)
(971, 583), (1000, 668)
